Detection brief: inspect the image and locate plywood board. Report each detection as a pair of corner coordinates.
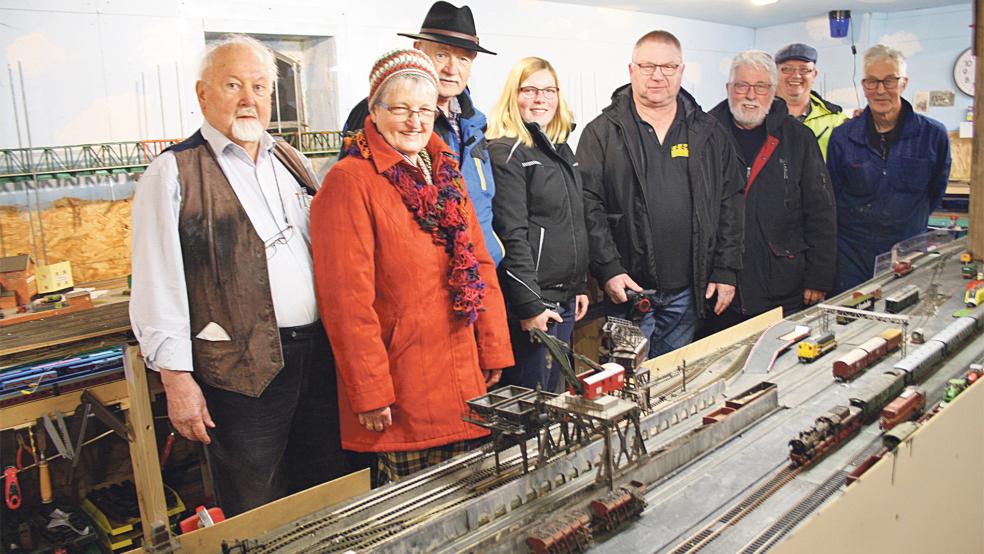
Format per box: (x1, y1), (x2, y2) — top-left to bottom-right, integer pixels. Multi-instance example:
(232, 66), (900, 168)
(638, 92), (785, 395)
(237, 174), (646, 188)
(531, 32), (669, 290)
(639, 307), (783, 375)
(949, 131), (972, 182)
(775, 378), (984, 554)
(169, 469), (371, 552)
(0, 196), (132, 284)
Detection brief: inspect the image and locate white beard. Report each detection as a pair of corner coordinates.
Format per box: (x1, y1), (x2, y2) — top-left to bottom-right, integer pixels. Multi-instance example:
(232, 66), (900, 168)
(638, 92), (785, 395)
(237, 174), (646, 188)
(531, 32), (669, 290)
(729, 99), (767, 129)
(231, 118), (265, 143)
(733, 110), (766, 129)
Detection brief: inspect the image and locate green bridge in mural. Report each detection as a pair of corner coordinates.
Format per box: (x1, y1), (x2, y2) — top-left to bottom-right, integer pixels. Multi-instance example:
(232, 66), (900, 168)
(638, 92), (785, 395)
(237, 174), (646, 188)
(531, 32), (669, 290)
(0, 130), (343, 183)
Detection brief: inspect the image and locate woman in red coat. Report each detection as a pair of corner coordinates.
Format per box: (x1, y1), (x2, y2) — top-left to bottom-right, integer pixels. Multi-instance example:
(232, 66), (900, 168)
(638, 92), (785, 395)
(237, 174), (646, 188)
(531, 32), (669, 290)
(311, 48), (513, 483)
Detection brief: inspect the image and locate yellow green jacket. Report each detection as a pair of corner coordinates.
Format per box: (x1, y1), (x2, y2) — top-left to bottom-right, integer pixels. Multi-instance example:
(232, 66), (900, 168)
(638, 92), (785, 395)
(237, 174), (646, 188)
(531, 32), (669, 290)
(802, 92), (849, 160)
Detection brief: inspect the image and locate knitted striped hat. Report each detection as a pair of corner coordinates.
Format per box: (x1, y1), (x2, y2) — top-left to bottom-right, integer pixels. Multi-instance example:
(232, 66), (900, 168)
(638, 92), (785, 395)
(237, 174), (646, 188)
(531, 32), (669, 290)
(369, 48), (440, 105)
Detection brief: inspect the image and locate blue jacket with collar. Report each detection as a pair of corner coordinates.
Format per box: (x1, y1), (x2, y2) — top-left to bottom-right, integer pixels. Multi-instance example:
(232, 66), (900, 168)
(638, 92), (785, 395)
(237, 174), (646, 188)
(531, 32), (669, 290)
(826, 99), (950, 292)
(340, 89), (504, 265)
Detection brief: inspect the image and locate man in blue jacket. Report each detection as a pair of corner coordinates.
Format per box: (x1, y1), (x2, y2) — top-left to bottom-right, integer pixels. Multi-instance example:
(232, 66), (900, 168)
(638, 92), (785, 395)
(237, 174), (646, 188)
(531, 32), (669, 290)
(339, 1), (504, 265)
(827, 44), (951, 293)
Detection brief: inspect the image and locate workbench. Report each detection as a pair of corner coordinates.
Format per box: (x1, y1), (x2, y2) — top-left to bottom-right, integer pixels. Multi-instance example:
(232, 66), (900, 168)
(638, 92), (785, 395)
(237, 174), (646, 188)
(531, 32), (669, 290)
(0, 290), (171, 548)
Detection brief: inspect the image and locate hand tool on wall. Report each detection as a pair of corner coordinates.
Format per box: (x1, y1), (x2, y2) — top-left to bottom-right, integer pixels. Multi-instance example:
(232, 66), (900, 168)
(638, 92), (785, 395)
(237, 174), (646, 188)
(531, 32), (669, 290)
(41, 412), (75, 464)
(31, 426), (52, 504)
(64, 390), (132, 482)
(4, 466), (22, 509)
(16, 433), (36, 470)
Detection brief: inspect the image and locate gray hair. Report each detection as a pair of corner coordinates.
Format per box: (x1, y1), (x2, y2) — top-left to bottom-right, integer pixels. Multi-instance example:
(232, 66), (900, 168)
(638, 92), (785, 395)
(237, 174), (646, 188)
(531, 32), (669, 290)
(729, 50), (778, 89)
(200, 34), (278, 82)
(864, 44), (908, 77)
(369, 74), (439, 110)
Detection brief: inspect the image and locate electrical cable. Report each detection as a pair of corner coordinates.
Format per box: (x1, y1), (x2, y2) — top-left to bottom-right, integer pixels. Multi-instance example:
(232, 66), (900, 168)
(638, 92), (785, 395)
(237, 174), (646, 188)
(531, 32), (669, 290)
(851, 16), (861, 108)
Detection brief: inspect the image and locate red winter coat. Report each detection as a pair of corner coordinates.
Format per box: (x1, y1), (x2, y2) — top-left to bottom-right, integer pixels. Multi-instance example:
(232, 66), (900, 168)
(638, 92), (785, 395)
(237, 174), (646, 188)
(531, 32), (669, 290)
(311, 121), (514, 452)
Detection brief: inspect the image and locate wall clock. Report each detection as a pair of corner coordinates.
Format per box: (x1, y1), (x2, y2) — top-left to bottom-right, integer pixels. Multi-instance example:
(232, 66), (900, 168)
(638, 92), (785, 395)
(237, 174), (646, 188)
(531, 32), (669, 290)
(954, 47), (975, 96)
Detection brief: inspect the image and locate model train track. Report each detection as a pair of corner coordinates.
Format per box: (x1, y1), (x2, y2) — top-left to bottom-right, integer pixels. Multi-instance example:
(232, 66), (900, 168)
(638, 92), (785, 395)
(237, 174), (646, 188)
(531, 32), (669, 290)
(240, 449), (523, 553)
(738, 436), (884, 553)
(646, 338), (755, 403)
(666, 464), (802, 554)
(738, 469), (848, 554)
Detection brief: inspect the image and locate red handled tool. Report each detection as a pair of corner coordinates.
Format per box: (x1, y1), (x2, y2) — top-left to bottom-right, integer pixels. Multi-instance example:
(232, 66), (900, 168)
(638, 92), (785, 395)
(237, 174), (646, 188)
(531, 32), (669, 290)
(4, 466), (22, 509)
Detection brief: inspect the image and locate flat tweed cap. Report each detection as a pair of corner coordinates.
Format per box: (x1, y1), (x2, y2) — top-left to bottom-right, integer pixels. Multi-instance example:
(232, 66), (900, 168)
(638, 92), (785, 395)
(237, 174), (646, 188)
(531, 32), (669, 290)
(775, 43), (818, 64)
(369, 48), (440, 104)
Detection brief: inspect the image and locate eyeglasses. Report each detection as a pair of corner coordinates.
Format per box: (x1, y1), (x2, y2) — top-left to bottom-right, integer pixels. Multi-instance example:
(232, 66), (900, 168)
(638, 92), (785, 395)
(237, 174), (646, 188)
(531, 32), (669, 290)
(518, 86), (559, 99)
(633, 62), (681, 77)
(779, 66), (815, 76)
(730, 82), (773, 95)
(861, 76), (904, 91)
(378, 102), (438, 122)
(263, 225), (295, 260)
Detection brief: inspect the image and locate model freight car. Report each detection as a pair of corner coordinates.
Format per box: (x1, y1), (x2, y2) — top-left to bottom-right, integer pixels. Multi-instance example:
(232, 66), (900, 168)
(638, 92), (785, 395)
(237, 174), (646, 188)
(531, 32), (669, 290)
(837, 289), (882, 324)
(967, 364), (983, 385)
(526, 512), (592, 554)
(836, 313), (984, 459)
(577, 363), (626, 401)
(526, 481), (646, 553)
(892, 261), (913, 278)
(797, 332), (837, 363)
(831, 328), (902, 381)
(880, 386), (926, 430)
(589, 481), (646, 533)
(849, 370), (908, 423)
(884, 285), (919, 314)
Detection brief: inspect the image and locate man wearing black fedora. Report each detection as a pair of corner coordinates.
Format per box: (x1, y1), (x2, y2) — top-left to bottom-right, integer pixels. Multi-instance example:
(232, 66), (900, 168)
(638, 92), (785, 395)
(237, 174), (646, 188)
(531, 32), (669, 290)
(340, 1), (504, 266)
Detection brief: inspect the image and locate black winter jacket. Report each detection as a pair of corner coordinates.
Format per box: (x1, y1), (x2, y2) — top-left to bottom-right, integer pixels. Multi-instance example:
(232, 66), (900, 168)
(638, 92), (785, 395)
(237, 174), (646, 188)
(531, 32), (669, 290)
(576, 85), (746, 318)
(489, 123), (589, 319)
(708, 98), (836, 315)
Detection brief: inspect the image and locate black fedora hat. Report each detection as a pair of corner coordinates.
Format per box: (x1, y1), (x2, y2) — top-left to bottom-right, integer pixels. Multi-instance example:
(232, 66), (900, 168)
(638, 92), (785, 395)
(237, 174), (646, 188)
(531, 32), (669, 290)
(398, 1), (496, 55)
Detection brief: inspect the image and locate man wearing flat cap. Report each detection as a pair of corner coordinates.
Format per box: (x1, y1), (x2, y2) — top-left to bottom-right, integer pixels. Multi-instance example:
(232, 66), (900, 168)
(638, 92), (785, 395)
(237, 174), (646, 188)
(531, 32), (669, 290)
(340, 1), (504, 266)
(774, 43), (848, 159)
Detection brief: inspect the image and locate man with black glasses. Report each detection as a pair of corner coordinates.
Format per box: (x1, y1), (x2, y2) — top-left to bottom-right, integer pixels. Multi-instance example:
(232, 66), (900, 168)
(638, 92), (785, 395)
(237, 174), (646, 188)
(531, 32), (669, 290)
(774, 43), (848, 160)
(577, 30), (745, 357)
(827, 44), (951, 293)
(701, 50), (835, 336)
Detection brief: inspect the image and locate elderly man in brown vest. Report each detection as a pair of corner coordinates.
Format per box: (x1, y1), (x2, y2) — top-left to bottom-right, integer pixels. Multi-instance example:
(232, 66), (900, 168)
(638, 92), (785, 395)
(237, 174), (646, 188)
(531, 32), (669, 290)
(129, 34), (344, 516)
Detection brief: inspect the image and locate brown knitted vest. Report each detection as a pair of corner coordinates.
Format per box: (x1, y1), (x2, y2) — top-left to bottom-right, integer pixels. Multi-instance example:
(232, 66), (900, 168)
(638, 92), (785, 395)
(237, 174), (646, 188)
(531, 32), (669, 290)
(171, 131), (318, 397)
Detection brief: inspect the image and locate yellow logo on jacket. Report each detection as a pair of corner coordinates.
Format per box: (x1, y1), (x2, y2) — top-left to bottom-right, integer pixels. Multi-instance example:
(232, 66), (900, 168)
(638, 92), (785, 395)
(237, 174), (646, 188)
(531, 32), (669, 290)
(671, 143), (689, 158)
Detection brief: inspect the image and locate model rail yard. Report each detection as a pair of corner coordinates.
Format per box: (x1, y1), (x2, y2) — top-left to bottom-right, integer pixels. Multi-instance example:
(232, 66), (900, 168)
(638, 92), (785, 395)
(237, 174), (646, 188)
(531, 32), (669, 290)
(225, 239), (983, 554)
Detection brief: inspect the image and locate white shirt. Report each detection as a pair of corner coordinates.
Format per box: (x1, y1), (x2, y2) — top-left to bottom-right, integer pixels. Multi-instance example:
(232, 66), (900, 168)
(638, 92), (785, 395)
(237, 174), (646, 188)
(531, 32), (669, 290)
(129, 121), (319, 372)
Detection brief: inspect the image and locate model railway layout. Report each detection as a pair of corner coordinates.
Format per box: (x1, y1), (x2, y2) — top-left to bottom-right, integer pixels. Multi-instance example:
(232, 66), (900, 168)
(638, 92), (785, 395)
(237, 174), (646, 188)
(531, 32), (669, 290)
(223, 239), (982, 553)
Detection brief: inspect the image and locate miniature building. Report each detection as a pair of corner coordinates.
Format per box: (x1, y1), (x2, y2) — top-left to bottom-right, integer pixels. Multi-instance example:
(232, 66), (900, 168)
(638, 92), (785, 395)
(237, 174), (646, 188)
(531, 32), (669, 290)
(0, 254), (37, 307)
(36, 260), (74, 295)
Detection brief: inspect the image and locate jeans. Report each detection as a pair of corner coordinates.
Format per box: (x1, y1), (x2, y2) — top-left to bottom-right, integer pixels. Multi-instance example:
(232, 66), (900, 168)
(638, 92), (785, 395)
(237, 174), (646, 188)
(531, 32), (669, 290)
(200, 323), (345, 516)
(606, 287), (696, 358)
(501, 300), (577, 393)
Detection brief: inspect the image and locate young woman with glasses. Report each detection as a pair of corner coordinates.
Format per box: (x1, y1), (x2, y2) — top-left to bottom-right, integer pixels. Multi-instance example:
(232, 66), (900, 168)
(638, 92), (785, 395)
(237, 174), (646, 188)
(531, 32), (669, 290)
(486, 57), (590, 392)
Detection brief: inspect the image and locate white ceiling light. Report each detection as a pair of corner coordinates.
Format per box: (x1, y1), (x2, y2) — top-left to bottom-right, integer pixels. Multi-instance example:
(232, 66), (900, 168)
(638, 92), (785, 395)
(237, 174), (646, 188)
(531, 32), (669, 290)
(751, 0), (779, 5)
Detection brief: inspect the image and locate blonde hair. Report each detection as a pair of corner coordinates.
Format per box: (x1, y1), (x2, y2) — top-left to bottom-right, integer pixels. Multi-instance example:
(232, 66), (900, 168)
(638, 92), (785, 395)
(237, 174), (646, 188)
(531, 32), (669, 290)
(487, 57), (574, 147)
